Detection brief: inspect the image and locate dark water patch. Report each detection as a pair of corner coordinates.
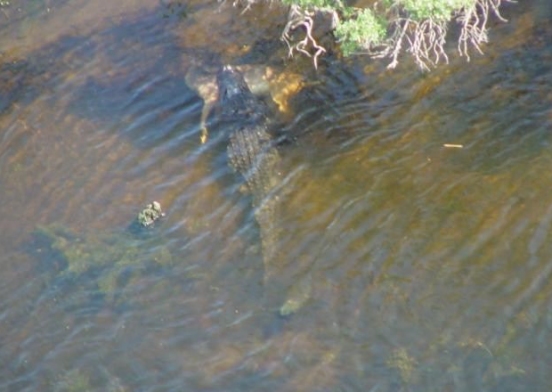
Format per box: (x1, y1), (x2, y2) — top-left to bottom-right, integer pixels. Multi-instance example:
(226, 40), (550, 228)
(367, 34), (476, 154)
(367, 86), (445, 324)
(0, 60), (34, 113)
(0, 0), (73, 35)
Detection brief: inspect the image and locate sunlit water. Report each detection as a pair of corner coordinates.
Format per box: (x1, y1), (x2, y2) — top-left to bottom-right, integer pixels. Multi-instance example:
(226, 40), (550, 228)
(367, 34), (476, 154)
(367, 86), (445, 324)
(0, 0), (551, 390)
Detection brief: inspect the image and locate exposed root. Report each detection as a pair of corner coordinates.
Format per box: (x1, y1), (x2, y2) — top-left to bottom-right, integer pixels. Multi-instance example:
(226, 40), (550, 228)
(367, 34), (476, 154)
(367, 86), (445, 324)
(281, 5), (328, 69)
(407, 18), (449, 71)
(218, 0), (269, 14)
(373, 0), (512, 70)
(456, 0), (516, 61)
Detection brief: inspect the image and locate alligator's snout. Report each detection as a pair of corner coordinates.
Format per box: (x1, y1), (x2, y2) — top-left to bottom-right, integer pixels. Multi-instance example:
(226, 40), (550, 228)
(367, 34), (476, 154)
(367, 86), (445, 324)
(217, 65), (250, 102)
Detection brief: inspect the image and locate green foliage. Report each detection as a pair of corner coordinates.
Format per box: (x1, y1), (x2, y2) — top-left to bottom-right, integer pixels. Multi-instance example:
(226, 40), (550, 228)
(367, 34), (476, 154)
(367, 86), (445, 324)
(281, 0), (477, 19)
(279, 0), (477, 57)
(334, 9), (387, 56)
(396, 0), (475, 21)
(239, 0), (506, 69)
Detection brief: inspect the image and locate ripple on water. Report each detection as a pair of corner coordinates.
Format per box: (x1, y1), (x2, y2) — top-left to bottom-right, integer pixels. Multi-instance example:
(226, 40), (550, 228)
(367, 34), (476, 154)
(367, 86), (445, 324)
(0, 0), (552, 390)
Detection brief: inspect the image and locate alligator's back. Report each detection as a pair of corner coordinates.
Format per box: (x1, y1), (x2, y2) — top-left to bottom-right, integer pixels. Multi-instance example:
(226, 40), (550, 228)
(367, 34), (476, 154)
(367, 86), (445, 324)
(216, 66), (282, 278)
(215, 66), (312, 315)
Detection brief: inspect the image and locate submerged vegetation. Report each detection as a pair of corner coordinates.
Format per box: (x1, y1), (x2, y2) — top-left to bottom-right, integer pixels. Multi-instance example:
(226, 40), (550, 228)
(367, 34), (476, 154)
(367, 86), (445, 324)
(231, 0), (513, 70)
(32, 222), (173, 301)
(52, 369), (91, 392)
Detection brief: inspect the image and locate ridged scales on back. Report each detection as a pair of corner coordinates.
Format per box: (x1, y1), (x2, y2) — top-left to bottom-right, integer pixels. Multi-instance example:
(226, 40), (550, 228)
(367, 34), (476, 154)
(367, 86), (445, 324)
(215, 65), (311, 315)
(216, 65), (282, 280)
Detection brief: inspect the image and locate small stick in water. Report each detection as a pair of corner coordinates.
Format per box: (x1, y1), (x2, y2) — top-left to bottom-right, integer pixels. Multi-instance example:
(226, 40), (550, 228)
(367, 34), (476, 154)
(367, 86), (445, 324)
(443, 144), (463, 148)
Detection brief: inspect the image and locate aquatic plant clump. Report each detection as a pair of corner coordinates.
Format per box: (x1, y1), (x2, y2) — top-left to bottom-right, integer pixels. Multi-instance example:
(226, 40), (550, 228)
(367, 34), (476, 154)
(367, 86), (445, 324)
(137, 201), (165, 228)
(227, 0), (513, 70)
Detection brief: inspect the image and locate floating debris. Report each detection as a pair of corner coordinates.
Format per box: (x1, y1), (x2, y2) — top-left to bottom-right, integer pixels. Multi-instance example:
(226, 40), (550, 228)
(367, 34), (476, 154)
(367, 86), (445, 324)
(137, 201), (165, 228)
(443, 143), (463, 148)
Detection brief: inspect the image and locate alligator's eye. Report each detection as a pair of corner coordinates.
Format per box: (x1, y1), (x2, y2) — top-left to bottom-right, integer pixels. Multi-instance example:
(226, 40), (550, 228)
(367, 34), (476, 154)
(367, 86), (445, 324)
(222, 81), (241, 99)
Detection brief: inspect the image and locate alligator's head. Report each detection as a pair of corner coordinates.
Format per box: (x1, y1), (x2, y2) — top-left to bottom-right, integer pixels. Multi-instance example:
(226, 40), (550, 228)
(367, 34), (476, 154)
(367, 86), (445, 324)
(217, 65), (252, 103)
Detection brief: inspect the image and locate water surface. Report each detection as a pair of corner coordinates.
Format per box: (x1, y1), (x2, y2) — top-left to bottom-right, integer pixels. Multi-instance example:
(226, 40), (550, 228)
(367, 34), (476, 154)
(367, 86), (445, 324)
(0, 0), (551, 390)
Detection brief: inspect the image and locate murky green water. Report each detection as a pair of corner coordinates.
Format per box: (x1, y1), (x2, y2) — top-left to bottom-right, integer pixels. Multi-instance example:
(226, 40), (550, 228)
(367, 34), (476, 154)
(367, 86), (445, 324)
(1, 0), (551, 390)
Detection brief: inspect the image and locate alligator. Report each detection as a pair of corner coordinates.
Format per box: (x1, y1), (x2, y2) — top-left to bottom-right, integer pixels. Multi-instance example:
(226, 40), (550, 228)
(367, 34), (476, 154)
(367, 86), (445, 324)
(216, 65), (282, 274)
(215, 65), (311, 315)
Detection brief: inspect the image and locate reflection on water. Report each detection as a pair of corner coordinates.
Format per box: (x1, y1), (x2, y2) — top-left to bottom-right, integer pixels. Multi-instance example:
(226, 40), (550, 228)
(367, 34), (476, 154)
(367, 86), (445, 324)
(0, 0), (551, 390)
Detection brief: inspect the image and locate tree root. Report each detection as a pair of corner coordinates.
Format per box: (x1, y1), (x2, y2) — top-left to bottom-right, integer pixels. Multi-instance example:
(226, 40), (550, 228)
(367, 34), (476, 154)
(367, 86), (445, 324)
(281, 5), (329, 69)
(224, 0), (513, 71)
